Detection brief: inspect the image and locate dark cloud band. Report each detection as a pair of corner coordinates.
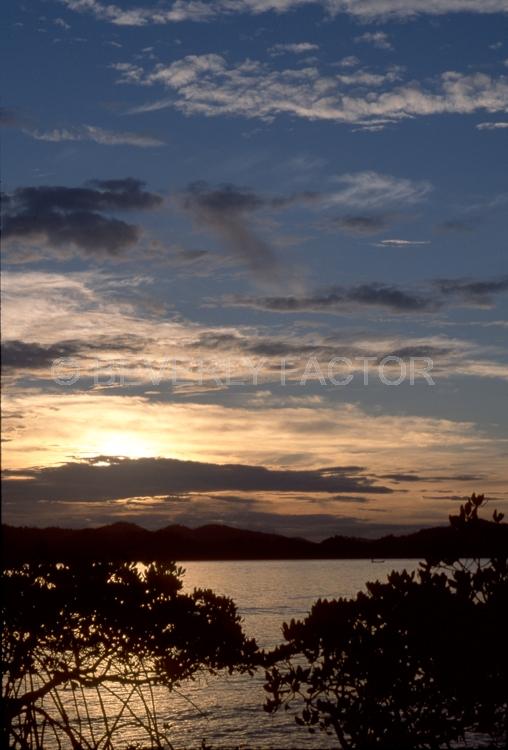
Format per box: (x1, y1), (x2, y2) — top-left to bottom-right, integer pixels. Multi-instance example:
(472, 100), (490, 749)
(215, 276), (508, 315)
(2, 455), (393, 504)
(2, 178), (162, 256)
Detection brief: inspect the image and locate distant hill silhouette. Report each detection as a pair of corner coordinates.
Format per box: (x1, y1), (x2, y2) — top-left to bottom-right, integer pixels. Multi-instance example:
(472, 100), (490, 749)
(2, 519), (507, 562)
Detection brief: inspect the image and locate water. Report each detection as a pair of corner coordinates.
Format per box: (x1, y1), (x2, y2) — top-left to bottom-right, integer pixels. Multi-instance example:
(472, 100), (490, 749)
(167, 559), (420, 748)
(180, 558), (418, 649)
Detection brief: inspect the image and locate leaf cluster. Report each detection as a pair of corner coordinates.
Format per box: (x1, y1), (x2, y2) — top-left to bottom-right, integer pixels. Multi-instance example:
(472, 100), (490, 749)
(264, 495), (508, 750)
(2, 560), (257, 748)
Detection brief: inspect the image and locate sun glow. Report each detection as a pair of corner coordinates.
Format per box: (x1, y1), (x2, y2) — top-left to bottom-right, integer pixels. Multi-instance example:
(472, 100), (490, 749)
(88, 431), (159, 460)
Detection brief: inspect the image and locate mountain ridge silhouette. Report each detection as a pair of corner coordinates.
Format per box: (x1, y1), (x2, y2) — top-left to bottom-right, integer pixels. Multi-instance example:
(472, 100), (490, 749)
(3, 518), (507, 562)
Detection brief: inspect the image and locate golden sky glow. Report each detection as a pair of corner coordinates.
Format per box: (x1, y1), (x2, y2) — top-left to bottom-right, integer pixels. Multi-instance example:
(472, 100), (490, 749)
(3, 389), (507, 532)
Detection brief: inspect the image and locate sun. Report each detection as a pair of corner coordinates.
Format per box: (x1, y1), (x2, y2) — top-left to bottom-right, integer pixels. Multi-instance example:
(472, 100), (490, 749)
(90, 431), (158, 459)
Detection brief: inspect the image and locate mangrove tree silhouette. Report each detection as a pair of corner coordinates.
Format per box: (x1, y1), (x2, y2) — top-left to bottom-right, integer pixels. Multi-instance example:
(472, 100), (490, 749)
(264, 495), (508, 750)
(2, 560), (256, 749)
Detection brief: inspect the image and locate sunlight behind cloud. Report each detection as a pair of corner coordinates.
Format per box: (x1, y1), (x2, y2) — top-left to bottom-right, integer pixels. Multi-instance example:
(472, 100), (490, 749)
(85, 431), (161, 460)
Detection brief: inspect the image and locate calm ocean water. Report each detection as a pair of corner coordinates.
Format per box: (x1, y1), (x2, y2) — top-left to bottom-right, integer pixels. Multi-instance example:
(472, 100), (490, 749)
(167, 559), (421, 749)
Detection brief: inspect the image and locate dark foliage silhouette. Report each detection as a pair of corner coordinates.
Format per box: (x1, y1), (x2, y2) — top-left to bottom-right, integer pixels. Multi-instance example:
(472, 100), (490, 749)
(264, 495), (508, 749)
(2, 561), (256, 749)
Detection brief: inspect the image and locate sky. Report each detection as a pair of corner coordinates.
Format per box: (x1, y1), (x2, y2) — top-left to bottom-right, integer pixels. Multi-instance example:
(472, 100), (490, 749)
(1, 0), (507, 539)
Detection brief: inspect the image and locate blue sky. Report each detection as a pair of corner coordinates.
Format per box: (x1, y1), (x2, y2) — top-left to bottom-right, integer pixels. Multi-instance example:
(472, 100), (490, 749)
(1, 0), (507, 537)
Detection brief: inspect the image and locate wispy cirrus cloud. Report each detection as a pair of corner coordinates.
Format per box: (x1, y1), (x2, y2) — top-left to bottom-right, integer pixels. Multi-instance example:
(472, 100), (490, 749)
(325, 172), (431, 206)
(59, 0), (508, 27)
(25, 124), (165, 147)
(176, 173), (430, 282)
(178, 172), (430, 216)
(3, 270), (506, 398)
(119, 54), (508, 129)
(476, 120), (508, 129)
(376, 239), (430, 247)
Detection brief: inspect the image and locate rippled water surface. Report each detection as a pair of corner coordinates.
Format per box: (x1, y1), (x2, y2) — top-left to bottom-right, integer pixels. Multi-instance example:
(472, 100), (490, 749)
(181, 558), (419, 649)
(167, 559), (420, 748)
